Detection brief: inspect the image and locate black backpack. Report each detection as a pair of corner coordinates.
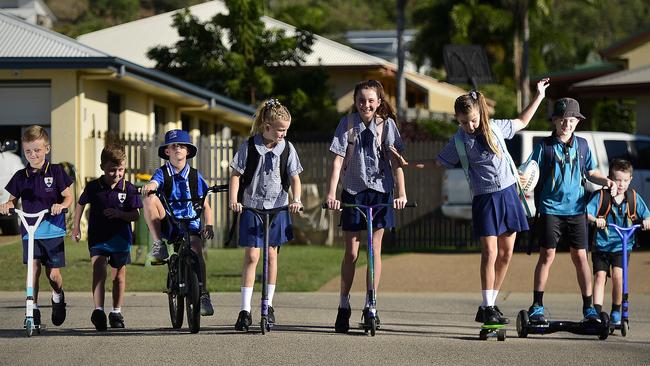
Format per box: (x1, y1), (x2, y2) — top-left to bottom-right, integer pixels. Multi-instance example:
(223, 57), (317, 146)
(238, 136), (291, 201)
(588, 188), (639, 249)
(161, 164), (199, 200)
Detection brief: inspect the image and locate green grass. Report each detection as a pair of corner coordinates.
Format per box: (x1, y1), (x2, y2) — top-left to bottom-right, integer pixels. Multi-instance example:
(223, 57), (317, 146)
(0, 238), (366, 293)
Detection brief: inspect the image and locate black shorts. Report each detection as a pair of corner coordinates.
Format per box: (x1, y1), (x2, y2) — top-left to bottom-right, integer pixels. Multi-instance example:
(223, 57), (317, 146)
(592, 251), (629, 277)
(537, 214), (587, 250)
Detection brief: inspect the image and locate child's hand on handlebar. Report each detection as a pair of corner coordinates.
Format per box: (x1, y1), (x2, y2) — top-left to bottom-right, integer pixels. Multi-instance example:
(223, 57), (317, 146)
(141, 182), (158, 196)
(0, 202), (13, 215)
(289, 201), (303, 214)
(643, 218), (650, 231)
(201, 225), (214, 240)
(230, 202), (243, 213)
(393, 196), (407, 210)
(326, 195), (340, 211)
(50, 203), (65, 215)
(595, 218), (607, 229)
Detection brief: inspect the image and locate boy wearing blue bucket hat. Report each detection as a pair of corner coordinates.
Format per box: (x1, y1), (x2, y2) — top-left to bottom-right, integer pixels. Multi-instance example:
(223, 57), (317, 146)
(141, 129), (216, 316)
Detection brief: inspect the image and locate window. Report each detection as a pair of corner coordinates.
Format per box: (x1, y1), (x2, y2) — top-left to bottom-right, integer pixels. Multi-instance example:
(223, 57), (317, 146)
(181, 114), (191, 132)
(107, 92), (121, 134)
(604, 140), (632, 162)
(154, 105), (166, 135)
(632, 140), (650, 169)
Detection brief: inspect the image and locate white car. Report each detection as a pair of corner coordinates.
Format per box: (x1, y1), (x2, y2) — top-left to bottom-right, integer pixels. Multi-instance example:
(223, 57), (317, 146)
(441, 131), (650, 221)
(0, 141), (24, 235)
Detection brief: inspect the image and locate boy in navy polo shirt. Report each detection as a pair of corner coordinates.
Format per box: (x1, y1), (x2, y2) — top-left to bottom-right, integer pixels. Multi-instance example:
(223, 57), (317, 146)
(141, 129), (215, 316)
(0, 125), (73, 328)
(72, 144), (142, 331)
(527, 98), (617, 324)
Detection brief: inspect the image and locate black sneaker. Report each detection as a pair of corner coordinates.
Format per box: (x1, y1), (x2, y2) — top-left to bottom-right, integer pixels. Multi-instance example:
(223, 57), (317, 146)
(335, 307), (351, 333)
(51, 290), (66, 326)
(235, 310), (252, 332)
(362, 307), (381, 329)
(32, 308), (41, 326)
(109, 312), (125, 328)
(268, 306), (275, 325)
(475, 306), (485, 323)
(483, 306), (500, 325)
(494, 305), (510, 324)
(200, 292), (214, 316)
(91, 309), (107, 331)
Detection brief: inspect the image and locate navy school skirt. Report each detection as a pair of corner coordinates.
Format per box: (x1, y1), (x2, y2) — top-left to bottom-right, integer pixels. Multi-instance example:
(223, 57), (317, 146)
(472, 184), (529, 238)
(238, 208), (293, 248)
(341, 189), (395, 232)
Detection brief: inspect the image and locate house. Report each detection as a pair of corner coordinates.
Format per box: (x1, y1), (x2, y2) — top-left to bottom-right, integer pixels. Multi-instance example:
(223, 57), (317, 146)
(0, 10), (254, 182)
(0, 0), (56, 28)
(77, 0), (466, 120)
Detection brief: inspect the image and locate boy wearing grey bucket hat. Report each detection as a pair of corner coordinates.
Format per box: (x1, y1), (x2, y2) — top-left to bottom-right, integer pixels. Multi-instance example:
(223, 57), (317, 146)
(141, 129), (216, 316)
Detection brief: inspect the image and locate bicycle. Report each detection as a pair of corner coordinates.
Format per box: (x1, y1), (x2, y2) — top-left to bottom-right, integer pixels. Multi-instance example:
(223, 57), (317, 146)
(147, 184), (228, 334)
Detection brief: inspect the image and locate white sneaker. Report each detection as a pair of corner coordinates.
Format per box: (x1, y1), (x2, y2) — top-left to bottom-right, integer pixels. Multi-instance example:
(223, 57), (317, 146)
(150, 240), (168, 261)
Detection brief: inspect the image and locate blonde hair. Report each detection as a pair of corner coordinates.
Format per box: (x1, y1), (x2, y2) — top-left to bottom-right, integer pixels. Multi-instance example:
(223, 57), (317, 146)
(454, 91), (500, 156)
(101, 143), (126, 167)
(250, 98), (292, 136)
(22, 125), (50, 145)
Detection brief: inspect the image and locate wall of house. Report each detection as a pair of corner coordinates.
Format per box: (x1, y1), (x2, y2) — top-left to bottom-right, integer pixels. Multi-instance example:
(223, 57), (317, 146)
(621, 43), (650, 70)
(637, 95), (650, 135)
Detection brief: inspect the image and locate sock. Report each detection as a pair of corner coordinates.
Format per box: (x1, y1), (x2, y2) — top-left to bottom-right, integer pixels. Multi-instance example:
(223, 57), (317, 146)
(492, 290), (499, 304)
(52, 290), (62, 303)
(582, 295), (593, 309)
(533, 291), (544, 307)
(339, 294), (350, 309)
(241, 287), (253, 312)
(267, 284), (276, 307)
(611, 304), (621, 313)
(594, 304), (602, 313)
(33, 303), (39, 310)
(481, 290), (495, 307)
(95, 307), (104, 311)
(112, 308), (121, 314)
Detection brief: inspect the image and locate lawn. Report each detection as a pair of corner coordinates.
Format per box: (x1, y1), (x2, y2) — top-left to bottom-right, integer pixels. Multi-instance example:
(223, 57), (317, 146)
(0, 238), (366, 293)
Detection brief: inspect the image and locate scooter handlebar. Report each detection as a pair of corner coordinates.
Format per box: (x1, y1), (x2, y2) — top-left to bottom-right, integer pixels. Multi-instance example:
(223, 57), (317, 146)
(321, 201), (418, 209)
(6, 208), (68, 215)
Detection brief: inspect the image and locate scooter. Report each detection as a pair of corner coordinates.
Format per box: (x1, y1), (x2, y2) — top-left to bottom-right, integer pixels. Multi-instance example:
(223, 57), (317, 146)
(607, 223), (642, 337)
(9, 207), (67, 337)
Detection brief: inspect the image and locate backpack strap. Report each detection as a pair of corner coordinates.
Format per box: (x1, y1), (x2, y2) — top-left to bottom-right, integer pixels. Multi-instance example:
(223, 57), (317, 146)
(596, 188), (612, 219)
(162, 164), (172, 199)
(280, 140), (291, 193)
(239, 136), (261, 202)
(626, 189), (637, 222)
(342, 113), (357, 173)
(188, 167), (198, 199)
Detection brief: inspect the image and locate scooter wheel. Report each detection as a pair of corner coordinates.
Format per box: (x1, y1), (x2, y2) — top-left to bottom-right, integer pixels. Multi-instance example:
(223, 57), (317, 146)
(261, 318), (267, 335)
(497, 329), (506, 341)
(370, 318), (376, 337)
(516, 310), (529, 338)
(479, 329), (488, 340)
(621, 320), (628, 337)
(25, 319), (33, 337)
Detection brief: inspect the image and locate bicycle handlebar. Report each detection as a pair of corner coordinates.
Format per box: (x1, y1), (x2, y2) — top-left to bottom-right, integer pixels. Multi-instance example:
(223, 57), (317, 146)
(147, 184), (228, 222)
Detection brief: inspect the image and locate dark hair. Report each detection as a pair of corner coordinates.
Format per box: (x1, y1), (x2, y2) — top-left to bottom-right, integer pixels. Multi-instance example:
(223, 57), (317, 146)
(352, 79), (397, 122)
(609, 158), (633, 177)
(454, 90), (499, 156)
(101, 144), (126, 167)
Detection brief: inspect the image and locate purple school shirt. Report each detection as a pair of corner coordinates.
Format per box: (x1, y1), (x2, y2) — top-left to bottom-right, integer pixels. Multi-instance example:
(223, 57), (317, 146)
(5, 161), (73, 239)
(78, 177), (143, 252)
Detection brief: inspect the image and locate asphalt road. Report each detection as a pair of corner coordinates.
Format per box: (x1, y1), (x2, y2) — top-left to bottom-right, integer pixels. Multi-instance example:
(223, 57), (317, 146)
(1, 291), (649, 365)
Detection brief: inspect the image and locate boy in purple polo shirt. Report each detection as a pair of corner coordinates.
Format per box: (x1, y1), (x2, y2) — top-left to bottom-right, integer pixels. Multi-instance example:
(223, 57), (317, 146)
(72, 144), (142, 331)
(141, 129), (215, 316)
(0, 125), (73, 328)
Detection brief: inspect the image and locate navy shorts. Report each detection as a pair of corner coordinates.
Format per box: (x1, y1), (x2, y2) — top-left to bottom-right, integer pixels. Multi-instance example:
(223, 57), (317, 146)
(341, 189), (394, 232)
(22, 237), (65, 268)
(161, 216), (201, 241)
(238, 208), (293, 248)
(89, 247), (131, 268)
(592, 251), (629, 277)
(471, 184), (529, 238)
(537, 213), (587, 249)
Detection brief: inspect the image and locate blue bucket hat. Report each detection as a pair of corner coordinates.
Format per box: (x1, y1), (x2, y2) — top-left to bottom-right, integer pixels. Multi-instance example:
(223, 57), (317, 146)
(158, 129), (197, 160)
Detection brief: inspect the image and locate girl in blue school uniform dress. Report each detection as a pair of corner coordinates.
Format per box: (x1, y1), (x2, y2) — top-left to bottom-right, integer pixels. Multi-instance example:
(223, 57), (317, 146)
(326, 80), (408, 333)
(436, 78), (550, 325)
(229, 98), (303, 332)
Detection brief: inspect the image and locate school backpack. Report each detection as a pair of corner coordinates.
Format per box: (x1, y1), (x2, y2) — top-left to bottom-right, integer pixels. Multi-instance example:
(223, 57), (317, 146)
(162, 164), (199, 200)
(588, 188), (639, 248)
(238, 136), (291, 202)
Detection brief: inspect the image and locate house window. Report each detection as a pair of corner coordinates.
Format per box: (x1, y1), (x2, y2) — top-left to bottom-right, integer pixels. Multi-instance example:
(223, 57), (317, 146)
(154, 105), (166, 135)
(107, 92), (121, 135)
(181, 114), (191, 132)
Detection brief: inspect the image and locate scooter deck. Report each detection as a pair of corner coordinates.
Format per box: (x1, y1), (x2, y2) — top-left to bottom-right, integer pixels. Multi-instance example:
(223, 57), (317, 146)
(479, 324), (506, 341)
(481, 324), (505, 330)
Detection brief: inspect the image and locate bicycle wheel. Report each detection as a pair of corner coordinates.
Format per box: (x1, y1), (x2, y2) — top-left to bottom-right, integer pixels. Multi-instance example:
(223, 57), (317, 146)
(167, 255), (184, 329)
(185, 265), (201, 334)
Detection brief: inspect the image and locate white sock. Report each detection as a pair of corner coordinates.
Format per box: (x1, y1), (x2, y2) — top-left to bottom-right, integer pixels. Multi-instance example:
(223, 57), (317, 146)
(339, 294), (350, 309)
(52, 290), (62, 303)
(481, 290), (495, 307)
(267, 284), (276, 307)
(492, 290), (499, 305)
(241, 287), (253, 312)
(95, 307), (104, 311)
(33, 303), (39, 309)
(112, 308), (121, 314)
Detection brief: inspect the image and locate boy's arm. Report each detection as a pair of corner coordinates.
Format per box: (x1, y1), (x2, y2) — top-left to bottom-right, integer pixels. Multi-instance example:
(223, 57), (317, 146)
(72, 203), (85, 241)
(289, 174), (302, 214)
(586, 169), (616, 192)
(51, 186), (73, 215)
(512, 78), (550, 132)
(120, 209), (140, 222)
(229, 171), (242, 213)
(326, 154), (344, 210)
(0, 195), (18, 215)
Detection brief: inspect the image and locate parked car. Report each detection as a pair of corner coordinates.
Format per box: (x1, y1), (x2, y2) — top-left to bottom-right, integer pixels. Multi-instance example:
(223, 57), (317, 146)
(0, 140), (24, 235)
(441, 131), (650, 222)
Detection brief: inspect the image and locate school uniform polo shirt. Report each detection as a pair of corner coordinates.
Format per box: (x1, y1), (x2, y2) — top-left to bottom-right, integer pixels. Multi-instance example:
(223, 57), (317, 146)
(530, 135), (597, 215)
(5, 161), (73, 240)
(437, 119), (516, 196)
(230, 134), (303, 209)
(329, 114), (404, 195)
(151, 161), (209, 231)
(587, 191), (650, 252)
(78, 177), (142, 252)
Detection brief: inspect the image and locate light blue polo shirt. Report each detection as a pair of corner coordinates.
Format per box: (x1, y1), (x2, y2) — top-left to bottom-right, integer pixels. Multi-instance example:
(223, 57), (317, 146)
(530, 135), (596, 215)
(587, 191), (649, 252)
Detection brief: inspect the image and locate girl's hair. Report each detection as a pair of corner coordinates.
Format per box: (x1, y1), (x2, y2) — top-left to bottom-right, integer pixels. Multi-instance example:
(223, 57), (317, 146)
(609, 158), (633, 177)
(250, 98), (291, 136)
(101, 143), (126, 167)
(22, 125), (50, 145)
(352, 79), (397, 122)
(454, 90), (500, 156)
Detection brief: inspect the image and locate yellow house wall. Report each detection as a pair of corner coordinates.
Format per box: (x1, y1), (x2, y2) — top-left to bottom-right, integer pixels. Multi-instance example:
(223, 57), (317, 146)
(621, 43), (650, 70)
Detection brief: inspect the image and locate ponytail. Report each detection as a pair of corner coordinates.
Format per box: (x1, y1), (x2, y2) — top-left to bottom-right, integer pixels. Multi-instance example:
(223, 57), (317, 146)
(250, 98), (292, 136)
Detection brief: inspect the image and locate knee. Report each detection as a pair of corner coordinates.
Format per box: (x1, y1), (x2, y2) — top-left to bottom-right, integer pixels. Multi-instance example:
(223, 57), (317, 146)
(538, 250), (555, 265)
(244, 250), (260, 265)
(343, 250), (358, 265)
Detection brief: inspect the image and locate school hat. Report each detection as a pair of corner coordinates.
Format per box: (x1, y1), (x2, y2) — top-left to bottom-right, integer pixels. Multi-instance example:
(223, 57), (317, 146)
(158, 129), (197, 160)
(551, 98), (585, 120)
